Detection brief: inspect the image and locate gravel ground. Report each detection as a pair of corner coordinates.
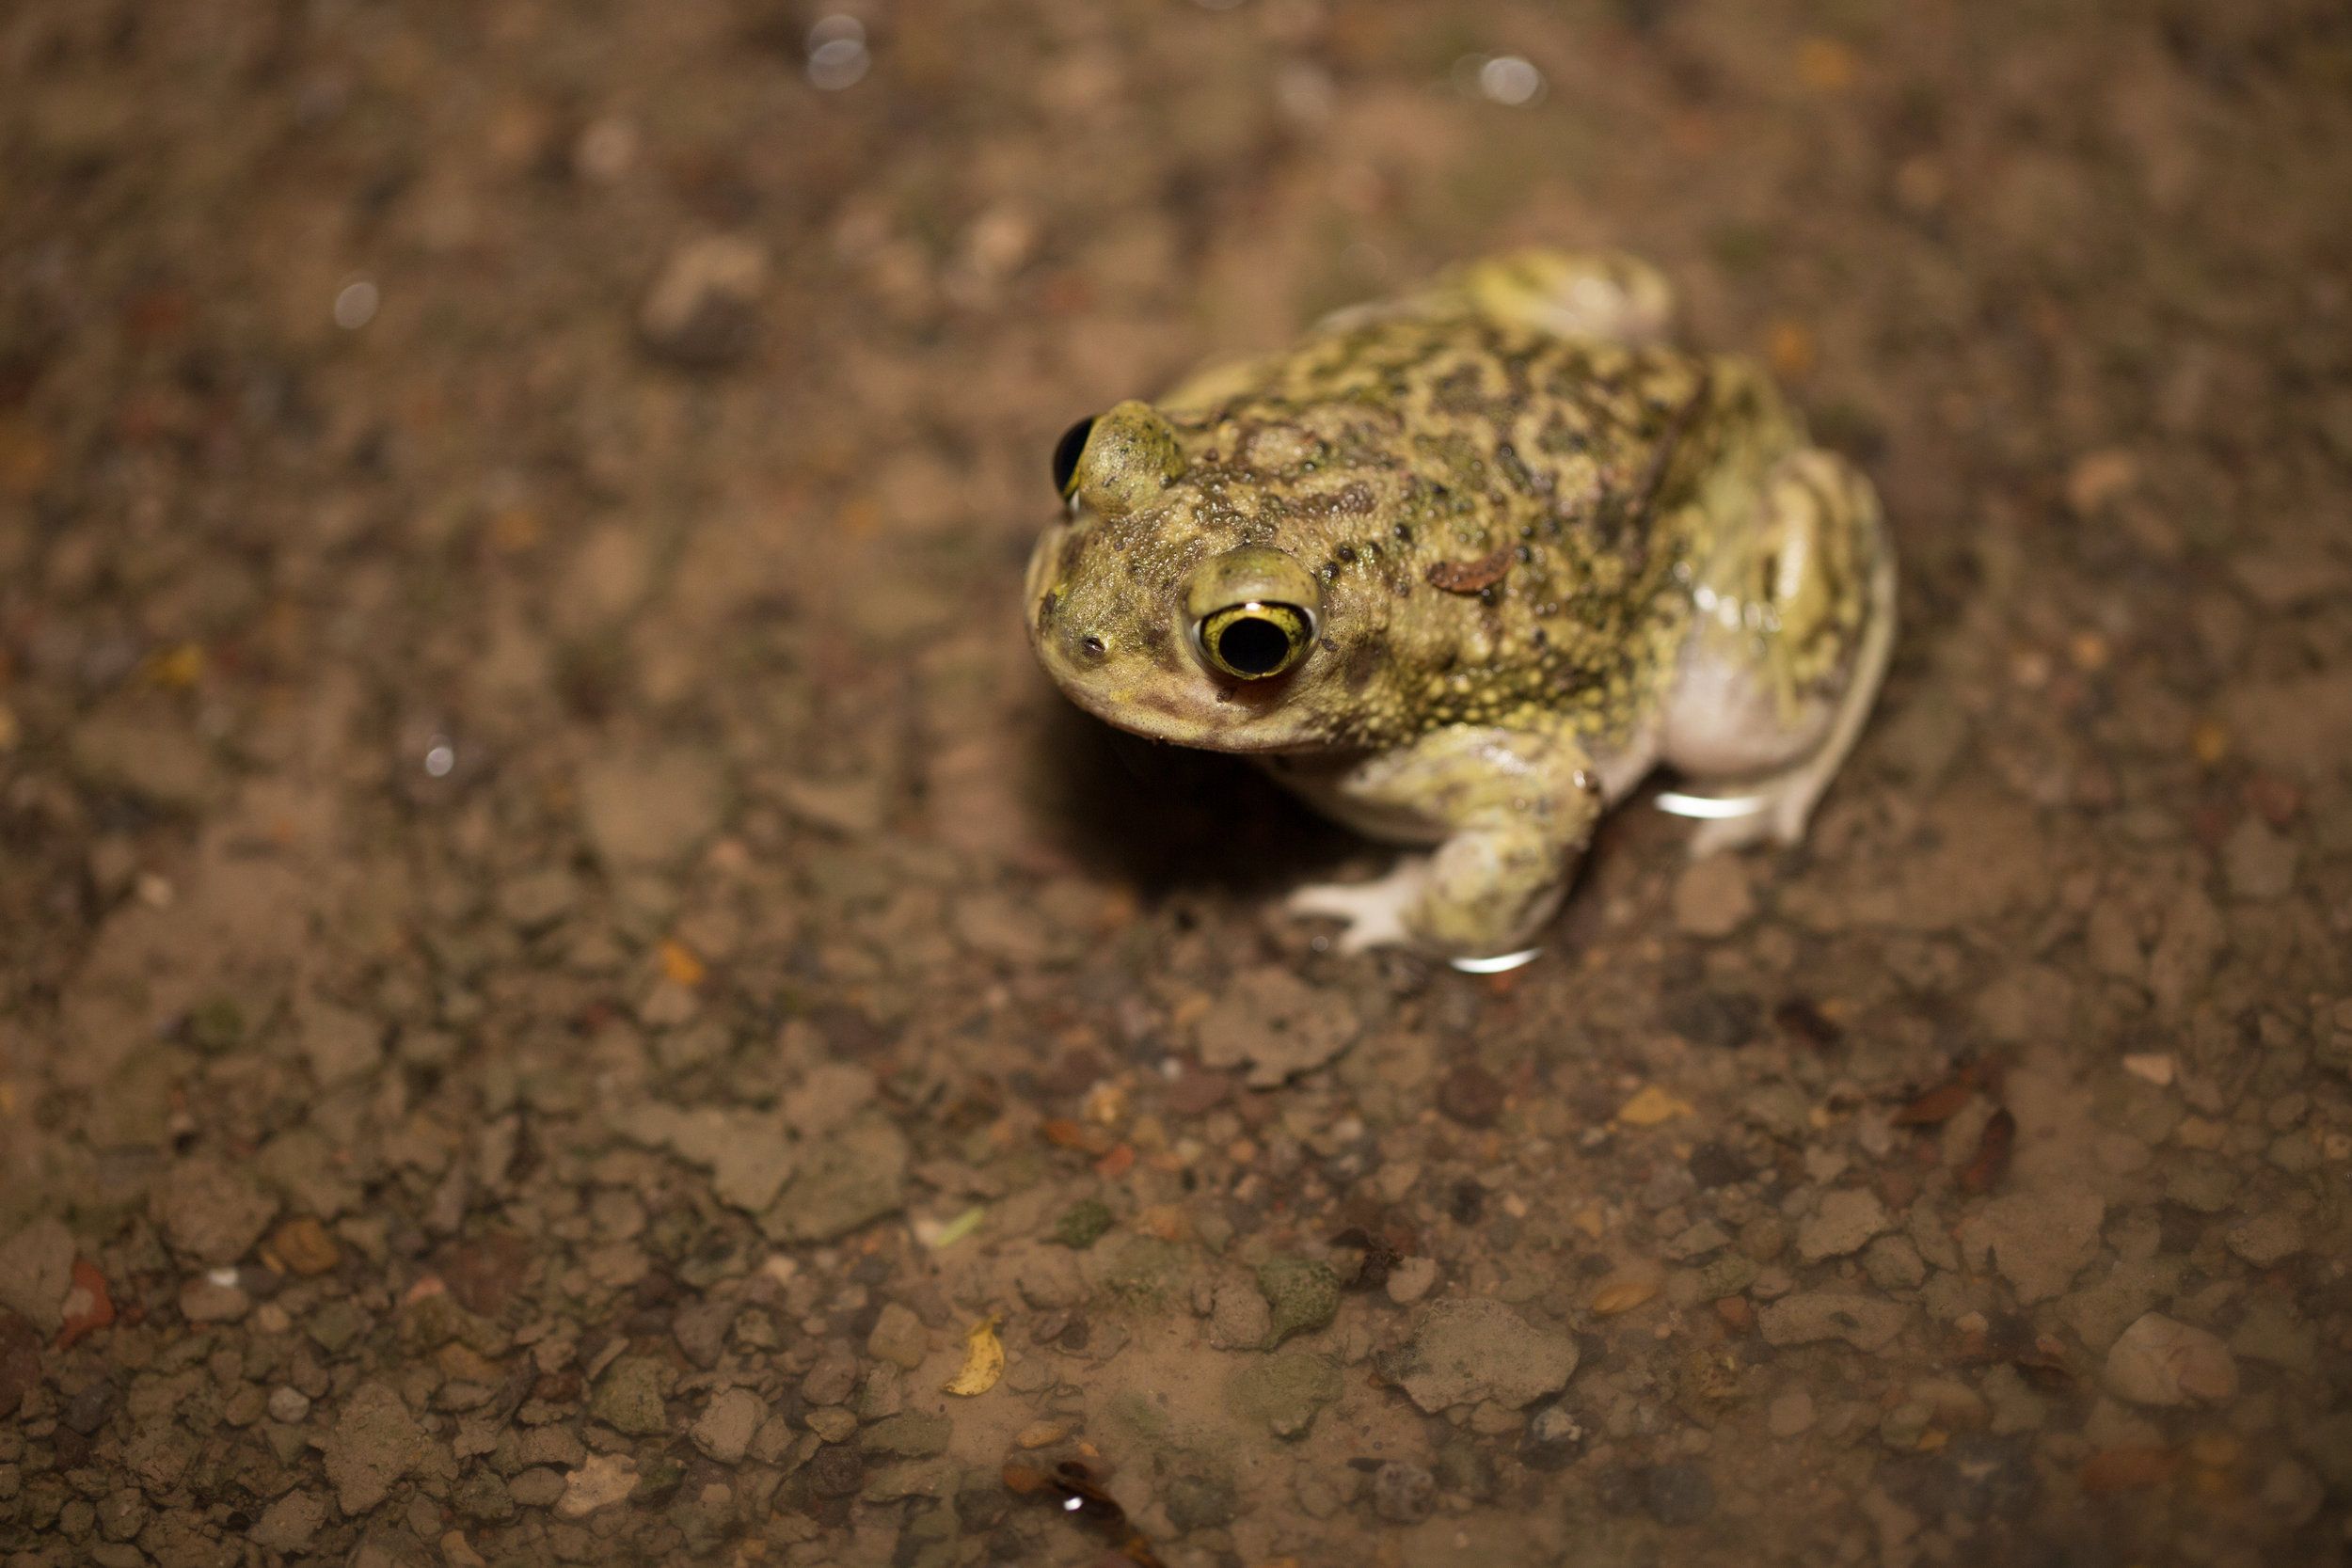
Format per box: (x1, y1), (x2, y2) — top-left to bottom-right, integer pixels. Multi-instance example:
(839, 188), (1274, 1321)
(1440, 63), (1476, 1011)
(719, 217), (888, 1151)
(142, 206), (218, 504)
(4, 3), (2351, 1566)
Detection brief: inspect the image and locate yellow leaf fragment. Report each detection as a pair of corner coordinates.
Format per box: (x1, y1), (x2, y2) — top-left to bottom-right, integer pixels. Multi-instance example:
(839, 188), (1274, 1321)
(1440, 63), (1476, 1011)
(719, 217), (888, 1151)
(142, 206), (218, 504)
(943, 1314), (1004, 1397)
(1616, 1085), (1692, 1127)
(147, 642), (206, 689)
(658, 939), (707, 988)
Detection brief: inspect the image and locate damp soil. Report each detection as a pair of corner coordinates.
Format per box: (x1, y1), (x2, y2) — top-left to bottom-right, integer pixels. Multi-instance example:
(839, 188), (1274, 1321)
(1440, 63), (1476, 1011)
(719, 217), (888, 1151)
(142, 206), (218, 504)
(3, 3), (2351, 1566)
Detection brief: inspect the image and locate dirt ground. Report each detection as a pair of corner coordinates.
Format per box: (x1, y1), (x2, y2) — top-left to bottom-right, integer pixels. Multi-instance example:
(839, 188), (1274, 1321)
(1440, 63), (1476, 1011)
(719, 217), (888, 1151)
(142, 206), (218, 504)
(4, 1), (2351, 1565)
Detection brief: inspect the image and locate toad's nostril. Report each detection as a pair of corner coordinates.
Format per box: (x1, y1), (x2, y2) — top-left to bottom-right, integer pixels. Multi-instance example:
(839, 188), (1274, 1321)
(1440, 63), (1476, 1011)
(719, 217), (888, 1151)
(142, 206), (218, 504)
(1079, 634), (1106, 659)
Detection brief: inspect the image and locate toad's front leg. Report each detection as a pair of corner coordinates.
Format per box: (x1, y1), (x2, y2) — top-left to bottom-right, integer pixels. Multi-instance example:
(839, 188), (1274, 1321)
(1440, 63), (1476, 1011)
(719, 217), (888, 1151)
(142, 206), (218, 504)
(1282, 724), (1604, 961)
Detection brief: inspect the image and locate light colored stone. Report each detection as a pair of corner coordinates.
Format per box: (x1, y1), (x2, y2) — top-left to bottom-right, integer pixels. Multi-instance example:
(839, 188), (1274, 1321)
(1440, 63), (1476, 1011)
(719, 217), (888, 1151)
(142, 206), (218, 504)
(1798, 1189), (1890, 1263)
(2104, 1311), (2237, 1407)
(1389, 1298), (1577, 1413)
(1672, 855), (1755, 938)
(323, 1382), (423, 1515)
(2223, 1211), (2303, 1268)
(690, 1387), (764, 1465)
(1766, 1387), (1816, 1436)
(1961, 1189), (2105, 1304)
(1385, 1257), (1440, 1306)
(1758, 1293), (1909, 1354)
(0, 1219), (75, 1333)
(556, 1452), (639, 1518)
(248, 1491), (327, 1551)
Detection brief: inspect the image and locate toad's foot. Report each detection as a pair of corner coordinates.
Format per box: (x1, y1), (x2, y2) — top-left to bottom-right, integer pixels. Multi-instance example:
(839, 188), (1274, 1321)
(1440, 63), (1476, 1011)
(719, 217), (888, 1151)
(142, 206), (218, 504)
(1279, 722), (1603, 960)
(1665, 783), (1813, 859)
(1286, 859), (1431, 956)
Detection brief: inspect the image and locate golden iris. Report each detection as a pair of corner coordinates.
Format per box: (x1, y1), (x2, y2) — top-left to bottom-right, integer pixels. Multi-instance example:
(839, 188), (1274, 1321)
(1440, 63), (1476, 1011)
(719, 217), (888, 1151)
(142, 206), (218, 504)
(1197, 602), (1311, 680)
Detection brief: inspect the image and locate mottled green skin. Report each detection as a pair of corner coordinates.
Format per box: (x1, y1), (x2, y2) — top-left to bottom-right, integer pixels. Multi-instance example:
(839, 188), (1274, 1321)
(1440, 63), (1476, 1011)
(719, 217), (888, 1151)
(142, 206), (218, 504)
(1027, 324), (1847, 756)
(1025, 251), (1888, 957)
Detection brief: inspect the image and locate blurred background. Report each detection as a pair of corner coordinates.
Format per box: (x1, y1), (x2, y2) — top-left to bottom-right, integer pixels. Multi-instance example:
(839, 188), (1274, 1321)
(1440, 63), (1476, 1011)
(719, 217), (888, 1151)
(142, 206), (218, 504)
(2, 3), (2349, 1566)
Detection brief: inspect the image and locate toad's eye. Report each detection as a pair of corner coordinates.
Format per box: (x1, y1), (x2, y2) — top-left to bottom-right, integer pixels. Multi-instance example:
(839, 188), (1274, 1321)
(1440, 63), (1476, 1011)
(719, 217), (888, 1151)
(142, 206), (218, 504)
(1197, 602), (1312, 681)
(1051, 415), (1097, 499)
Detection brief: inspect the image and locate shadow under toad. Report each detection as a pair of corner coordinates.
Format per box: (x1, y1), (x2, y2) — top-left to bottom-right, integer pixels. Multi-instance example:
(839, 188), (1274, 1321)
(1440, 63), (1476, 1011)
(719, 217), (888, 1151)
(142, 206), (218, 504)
(1025, 698), (1359, 899)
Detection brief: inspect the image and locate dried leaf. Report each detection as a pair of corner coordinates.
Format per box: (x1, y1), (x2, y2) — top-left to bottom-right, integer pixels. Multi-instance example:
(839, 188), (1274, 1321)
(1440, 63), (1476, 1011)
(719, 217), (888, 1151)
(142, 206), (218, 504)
(1958, 1107), (2016, 1194)
(1893, 1064), (1979, 1126)
(657, 940), (707, 988)
(1425, 546), (1514, 594)
(1615, 1085), (1692, 1127)
(1590, 1269), (1661, 1316)
(1041, 1118), (1113, 1156)
(943, 1314), (1004, 1397)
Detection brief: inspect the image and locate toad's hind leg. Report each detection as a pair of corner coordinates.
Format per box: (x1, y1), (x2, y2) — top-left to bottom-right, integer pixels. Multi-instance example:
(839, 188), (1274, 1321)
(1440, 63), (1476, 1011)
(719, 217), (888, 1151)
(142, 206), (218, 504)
(1663, 449), (1896, 857)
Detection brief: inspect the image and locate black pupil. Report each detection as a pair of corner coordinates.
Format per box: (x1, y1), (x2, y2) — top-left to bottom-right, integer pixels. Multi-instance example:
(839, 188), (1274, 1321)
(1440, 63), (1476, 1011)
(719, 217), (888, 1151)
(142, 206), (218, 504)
(1051, 416), (1096, 497)
(1216, 614), (1293, 675)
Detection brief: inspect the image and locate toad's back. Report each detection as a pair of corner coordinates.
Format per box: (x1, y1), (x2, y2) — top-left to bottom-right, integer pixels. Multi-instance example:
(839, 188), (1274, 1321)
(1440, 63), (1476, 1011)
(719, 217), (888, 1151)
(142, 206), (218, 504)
(1150, 313), (1800, 749)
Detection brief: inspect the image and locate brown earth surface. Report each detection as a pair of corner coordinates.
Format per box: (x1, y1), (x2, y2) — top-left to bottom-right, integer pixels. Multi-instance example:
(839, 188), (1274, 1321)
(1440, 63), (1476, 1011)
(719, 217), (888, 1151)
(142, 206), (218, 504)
(4, 2), (2351, 1566)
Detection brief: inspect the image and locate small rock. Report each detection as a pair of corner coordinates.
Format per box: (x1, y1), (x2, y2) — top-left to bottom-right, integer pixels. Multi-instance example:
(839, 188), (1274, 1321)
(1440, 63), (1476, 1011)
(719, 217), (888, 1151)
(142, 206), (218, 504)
(767, 1113), (909, 1243)
(866, 1303), (929, 1370)
(1643, 1463), (1715, 1526)
(1370, 1461), (1435, 1524)
(1798, 1188), (1890, 1262)
(1864, 1235), (1928, 1291)
(591, 1356), (675, 1435)
(298, 999), (385, 1085)
(781, 1063), (878, 1137)
(802, 1347), (859, 1405)
(1767, 1387), (1816, 1436)
(1050, 1199), (1113, 1250)
(2104, 1312), (2238, 1407)
(323, 1382), (423, 1516)
(1194, 966), (1359, 1086)
(578, 749), (726, 871)
(1961, 1189), (2105, 1304)
(555, 1453), (639, 1519)
(1437, 1063), (1507, 1128)
(0, 1219), (75, 1332)
(691, 1387), (764, 1465)
(249, 1490), (327, 1551)
(1225, 1353), (1341, 1441)
(1664, 1220), (1731, 1261)
(178, 1275), (249, 1323)
(1672, 855), (1755, 938)
(0, 1310), (40, 1418)
(1385, 1256), (1440, 1306)
(2257, 1459), (2326, 1528)
(268, 1386), (312, 1425)
(1389, 1298), (1579, 1413)
(1688, 1139), (1754, 1189)
(2221, 816), (2298, 900)
(2223, 1211), (2303, 1268)
(1758, 1293), (1909, 1353)
(1164, 1472), (1237, 1531)
(639, 233), (770, 368)
(859, 1410), (951, 1458)
(508, 1468), (565, 1509)
(1256, 1257), (1341, 1347)
(1207, 1278), (1273, 1351)
(159, 1160), (278, 1266)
